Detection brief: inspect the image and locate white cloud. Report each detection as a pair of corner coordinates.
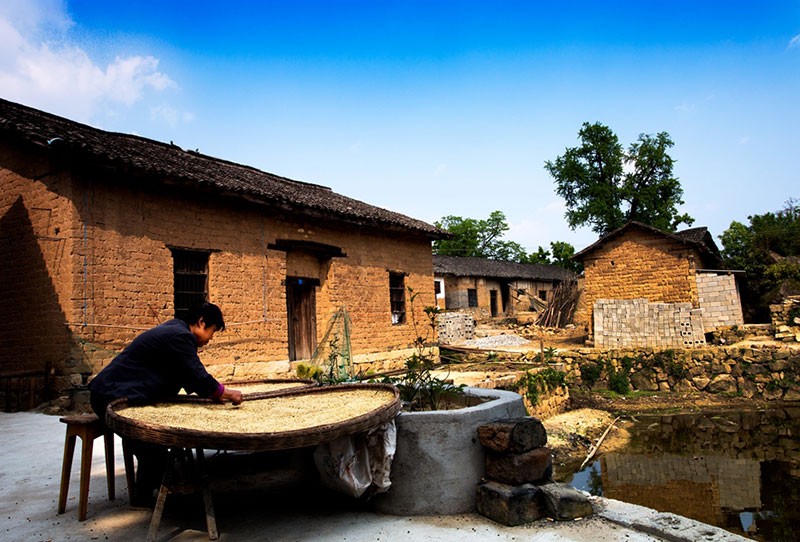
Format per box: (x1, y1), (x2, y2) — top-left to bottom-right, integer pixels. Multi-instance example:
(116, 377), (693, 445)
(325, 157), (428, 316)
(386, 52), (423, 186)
(788, 34), (800, 49)
(0, 1), (183, 123)
(150, 104), (195, 126)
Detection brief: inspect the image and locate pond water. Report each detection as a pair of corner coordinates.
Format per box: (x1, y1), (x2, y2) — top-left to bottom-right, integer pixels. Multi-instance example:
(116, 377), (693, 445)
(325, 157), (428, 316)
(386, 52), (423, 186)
(562, 408), (800, 542)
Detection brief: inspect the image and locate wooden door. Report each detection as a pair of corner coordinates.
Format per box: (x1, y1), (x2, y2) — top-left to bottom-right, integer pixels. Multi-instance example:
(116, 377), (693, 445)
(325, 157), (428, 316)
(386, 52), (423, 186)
(286, 277), (317, 361)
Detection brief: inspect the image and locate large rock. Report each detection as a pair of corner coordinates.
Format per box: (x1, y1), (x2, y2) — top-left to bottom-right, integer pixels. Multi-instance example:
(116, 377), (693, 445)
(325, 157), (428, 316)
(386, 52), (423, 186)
(539, 482), (594, 520)
(476, 480), (545, 526)
(708, 374), (737, 394)
(485, 447), (553, 485)
(692, 376), (711, 390)
(630, 369), (659, 391)
(477, 417), (547, 453)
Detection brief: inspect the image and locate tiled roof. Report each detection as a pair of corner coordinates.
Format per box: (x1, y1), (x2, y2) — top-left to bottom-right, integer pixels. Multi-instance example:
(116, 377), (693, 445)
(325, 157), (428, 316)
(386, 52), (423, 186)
(0, 98), (446, 238)
(433, 254), (575, 281)
(572, 221), (723, 267)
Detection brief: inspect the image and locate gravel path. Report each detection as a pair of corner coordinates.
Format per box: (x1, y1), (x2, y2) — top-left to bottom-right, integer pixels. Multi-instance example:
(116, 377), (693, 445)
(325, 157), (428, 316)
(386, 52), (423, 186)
(461, 334), (531, 348)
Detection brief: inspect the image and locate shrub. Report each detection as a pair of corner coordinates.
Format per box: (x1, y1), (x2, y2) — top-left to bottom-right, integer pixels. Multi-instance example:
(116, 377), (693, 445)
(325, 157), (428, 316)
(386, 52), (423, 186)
(606, 364), (630, 395)
(579, 362), (602, 389)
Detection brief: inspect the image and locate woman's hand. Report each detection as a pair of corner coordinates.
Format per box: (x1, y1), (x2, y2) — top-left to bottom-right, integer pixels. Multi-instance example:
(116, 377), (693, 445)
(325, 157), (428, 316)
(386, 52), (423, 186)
(221, 388), (243, 405)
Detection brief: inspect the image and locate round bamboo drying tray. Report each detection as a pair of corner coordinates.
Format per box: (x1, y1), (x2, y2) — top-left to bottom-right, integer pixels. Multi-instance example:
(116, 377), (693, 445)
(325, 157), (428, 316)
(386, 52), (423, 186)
(182, 378), (316, 400)
(106, 383), (400, 451)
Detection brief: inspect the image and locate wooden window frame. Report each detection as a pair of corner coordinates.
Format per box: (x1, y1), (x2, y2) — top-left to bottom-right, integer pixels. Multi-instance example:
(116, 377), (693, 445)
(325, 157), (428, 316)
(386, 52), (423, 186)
(389, 272), (406, 325)
(467, 288), (478, 308)
(171, 248), (210, 321)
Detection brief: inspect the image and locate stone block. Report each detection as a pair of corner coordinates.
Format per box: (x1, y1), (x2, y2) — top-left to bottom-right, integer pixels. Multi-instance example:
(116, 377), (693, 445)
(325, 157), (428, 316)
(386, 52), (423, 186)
(477, 417), (547, 453)
(691, 376), (710, 390)
(708, 374), (737, 394)
(485, 447), (553, 485)
(539, 482), (594, 520)
(476, 480), (545, 526)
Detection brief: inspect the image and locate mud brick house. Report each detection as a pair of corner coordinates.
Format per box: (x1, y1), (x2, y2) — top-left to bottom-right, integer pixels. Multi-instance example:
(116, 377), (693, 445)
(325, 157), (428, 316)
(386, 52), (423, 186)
(433, 254), (574, 320)
(0, 98), (447, 410)
(572, 221), (744, 347)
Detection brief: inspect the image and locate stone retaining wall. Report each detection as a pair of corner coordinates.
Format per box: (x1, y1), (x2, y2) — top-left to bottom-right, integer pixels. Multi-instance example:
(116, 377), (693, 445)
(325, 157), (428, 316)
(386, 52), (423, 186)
(770, 295), (800, 343)
(549, 345), (800, 401)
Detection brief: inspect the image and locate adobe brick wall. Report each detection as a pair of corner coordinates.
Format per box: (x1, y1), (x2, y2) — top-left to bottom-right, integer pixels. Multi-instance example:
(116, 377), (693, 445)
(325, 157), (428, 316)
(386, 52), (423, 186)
(695, 272), (744, 330)
(581, 228), (703, 338)
(1, 141), (437, 408)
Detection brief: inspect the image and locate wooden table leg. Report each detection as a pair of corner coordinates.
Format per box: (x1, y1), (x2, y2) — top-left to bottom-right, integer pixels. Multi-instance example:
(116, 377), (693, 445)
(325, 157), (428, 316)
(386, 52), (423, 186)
(58, 432), (77, 514)
(195, 448), (218, 540)
(122, 438), (135, 504)
(146, 448), (176, 542)
(104, 431), (115, 500)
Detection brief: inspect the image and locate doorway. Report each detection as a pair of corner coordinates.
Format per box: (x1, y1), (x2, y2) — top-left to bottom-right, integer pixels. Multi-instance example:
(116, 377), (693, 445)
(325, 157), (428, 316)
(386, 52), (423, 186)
(490, 290), (498, 317)
(286, 277), (318, 361)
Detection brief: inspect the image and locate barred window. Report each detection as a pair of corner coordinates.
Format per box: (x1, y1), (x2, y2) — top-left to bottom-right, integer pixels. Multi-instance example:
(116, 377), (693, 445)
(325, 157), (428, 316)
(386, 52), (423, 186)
(171, 249), (209, 321)
(468, 288), (478, 308)
(389, 272), (406, 325)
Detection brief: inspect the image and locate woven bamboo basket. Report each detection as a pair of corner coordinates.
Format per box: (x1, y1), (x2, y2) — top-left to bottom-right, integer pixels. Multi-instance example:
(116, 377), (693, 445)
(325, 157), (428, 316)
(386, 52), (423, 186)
(192, 378), (316, 400)
(106, 383), (400, 451)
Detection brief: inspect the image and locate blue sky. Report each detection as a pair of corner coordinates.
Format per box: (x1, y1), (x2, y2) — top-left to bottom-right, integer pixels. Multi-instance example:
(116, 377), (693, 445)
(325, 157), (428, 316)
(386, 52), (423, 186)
(1, 0), (798, 254)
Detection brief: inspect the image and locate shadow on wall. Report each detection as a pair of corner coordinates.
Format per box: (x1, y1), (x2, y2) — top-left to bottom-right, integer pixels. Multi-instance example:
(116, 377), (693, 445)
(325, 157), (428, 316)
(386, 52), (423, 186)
(0, 196), (70, 410)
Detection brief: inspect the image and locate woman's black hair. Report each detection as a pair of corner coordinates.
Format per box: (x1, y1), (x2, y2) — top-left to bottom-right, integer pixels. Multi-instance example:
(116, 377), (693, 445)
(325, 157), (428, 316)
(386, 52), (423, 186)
(183, 302), (225, 331)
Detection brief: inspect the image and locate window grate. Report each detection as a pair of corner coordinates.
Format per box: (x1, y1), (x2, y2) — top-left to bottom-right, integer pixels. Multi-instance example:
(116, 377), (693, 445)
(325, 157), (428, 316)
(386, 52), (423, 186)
(172, 249), (210, 320)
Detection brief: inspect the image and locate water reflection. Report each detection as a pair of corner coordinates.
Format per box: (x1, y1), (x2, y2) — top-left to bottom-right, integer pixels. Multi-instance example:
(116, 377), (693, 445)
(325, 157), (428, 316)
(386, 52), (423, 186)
(565, 408), (800, 542)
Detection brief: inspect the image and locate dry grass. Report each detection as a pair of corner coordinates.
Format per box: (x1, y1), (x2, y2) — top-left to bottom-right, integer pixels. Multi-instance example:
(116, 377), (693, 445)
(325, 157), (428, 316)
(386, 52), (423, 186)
(120, 389), (396, 433)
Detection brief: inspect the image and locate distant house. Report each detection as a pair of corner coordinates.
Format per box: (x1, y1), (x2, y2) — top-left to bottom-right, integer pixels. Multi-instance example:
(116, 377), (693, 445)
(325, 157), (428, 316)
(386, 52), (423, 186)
(433, 254), (574, 319)
(572, 221), (744, 346)
(0, 98), (447, 410)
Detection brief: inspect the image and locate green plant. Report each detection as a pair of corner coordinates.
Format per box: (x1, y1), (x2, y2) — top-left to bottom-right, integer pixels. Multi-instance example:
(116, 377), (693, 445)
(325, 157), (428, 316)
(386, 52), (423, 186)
(516, 368), (567, 406)
(620, 355), (636, 372)
(580, 362), (602, 389)
(606, 363), (630, 395)
(382, 288), (465, 410)
(296, 363), (323, 380)
(653, 349), (687, 379)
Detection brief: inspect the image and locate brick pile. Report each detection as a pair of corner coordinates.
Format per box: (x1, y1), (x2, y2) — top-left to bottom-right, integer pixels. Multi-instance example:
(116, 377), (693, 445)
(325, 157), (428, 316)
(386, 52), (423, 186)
(695, 272), (744, 330)
(436, 312), (476, 345)
(475, 418), (592, 525)
(593, 298), (706, 349)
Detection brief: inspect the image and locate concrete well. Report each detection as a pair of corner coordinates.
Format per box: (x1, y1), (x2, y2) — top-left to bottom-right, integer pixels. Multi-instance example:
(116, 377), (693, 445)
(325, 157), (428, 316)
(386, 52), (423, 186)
(373, 387), (525, 515)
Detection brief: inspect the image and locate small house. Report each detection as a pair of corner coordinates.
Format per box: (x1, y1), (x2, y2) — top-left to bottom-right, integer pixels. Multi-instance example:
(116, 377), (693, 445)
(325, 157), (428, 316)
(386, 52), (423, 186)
(0, 98), (446, 410)
(433, 254), (574, 320)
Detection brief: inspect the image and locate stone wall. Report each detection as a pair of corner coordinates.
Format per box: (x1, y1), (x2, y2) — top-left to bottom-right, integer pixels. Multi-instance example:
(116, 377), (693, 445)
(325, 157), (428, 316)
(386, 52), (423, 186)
(1, 139), (437, 410)
(695, 271), (744, 330)
(593, 298), (706, 349)
(437, 312), (476, 345)
(770, 295), (800, 343)
(549, 345), (800, 401)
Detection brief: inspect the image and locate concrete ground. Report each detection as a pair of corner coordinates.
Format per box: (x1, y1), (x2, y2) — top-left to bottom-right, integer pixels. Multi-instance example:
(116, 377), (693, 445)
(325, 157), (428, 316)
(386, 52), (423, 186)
(1, 411), (750, 542)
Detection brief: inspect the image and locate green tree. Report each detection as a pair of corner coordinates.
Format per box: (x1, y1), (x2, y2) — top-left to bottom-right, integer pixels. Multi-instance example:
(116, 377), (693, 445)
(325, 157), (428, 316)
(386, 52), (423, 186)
(545, 122), (693, 235)
(525, 246), (551, 264)
(720, 199), (800, 320)
(549, 241), (583, 273)
(434, 211), (528, 261)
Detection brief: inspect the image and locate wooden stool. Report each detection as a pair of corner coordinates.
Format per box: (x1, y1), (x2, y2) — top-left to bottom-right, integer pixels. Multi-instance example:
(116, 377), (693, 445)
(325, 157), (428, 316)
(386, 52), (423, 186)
(57, 414), (115, 521)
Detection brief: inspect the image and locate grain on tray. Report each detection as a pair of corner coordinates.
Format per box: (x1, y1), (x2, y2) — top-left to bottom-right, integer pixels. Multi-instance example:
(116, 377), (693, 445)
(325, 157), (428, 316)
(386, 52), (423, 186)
(179, 382), (303, 395)
(120, 388), (395, 433)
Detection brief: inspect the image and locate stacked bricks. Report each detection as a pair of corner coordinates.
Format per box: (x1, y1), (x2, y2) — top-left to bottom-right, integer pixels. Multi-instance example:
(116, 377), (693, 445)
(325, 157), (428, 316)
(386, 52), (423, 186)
(436, 312), (475, 344)
(695, 272), (744, 331)
(770, 296), (800, 343)
(475, 417), (592, 525)
(594, 298), (706, 349)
